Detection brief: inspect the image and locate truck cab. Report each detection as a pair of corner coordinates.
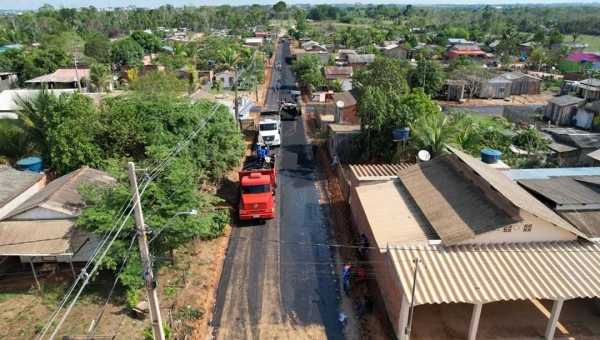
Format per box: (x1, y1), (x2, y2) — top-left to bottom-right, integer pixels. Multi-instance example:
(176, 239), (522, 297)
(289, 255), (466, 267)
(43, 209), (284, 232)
(258, 111), (281, 146)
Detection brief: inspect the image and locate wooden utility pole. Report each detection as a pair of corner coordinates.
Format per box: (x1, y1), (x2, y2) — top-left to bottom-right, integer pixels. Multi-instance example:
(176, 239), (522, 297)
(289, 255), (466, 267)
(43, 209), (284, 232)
(128, 162), (165, 340)
(234, 65), (239, 124)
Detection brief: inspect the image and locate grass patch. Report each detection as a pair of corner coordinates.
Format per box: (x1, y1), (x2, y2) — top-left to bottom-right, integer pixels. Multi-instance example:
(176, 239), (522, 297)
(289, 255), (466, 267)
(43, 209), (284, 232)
(567, 34), (600, 51)
(469, 114), (509, 130)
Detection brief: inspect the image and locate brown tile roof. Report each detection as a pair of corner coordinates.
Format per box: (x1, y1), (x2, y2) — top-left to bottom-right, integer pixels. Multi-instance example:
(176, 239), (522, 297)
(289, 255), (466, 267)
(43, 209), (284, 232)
(398, 154), (517, 245)
(4, 167), (114, 220)
(323, 66), (353, 80)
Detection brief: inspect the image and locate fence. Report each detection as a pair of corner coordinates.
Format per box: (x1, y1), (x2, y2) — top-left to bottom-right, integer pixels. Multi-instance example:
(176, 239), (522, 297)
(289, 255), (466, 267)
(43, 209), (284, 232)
(336, 162), (352, 202)
(503, 106), (548, 130)
(313, 103), (335, 117)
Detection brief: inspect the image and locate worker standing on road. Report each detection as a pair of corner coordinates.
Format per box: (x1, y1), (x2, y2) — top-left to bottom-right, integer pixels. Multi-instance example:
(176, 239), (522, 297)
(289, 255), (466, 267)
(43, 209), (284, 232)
(342, 263), (351, 297)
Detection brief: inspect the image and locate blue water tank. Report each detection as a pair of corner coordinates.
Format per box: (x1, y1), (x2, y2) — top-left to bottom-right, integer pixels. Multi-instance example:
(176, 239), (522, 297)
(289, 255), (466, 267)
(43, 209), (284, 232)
(17, 157), (43, 172)
(481, 149), (502, 164)
(393, 127), (410, 140)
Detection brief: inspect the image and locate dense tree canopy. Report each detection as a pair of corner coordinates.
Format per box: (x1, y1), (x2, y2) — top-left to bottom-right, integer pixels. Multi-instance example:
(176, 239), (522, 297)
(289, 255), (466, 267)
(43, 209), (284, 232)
(111, 38), (145, 67)
(353, 57), (410, 95)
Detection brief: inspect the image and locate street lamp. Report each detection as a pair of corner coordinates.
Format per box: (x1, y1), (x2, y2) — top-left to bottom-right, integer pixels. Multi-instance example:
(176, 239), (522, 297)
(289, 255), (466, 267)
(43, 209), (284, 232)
(148, 209), (198, 244)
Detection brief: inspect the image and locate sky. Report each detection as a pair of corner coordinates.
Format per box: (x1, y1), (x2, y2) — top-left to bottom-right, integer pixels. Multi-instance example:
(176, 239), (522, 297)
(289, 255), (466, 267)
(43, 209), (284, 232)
(2, 0), (599, 11)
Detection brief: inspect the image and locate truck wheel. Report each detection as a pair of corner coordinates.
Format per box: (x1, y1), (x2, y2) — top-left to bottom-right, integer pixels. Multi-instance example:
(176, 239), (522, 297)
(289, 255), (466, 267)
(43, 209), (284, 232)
(260, 220), (267, 225)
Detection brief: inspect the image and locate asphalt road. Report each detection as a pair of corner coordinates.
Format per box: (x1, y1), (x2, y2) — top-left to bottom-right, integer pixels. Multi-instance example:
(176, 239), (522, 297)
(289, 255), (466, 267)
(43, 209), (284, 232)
(212, 40), (344, 339)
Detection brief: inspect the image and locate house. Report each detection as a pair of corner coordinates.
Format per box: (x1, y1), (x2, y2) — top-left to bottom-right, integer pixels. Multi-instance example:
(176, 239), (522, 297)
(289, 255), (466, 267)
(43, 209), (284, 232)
(253, 32), (270, 39)
(447, 38), (469, 44)
(477, 76), (512, 99)
(0, 166), (46, 220)
(543, 127), (600, 165)
(558, 53), (600, 73)
(294, 49), (331, 65)
(336, 49), (356, 62)
(331, 88), (362, 124)
(544, 95), (587, 125)
(244, 38), (263, 47)
(519, 42), (535, 56)
(346, 54), (375, 68)
(441, 79), (465, 101)
(349, 146), (600, 340)
(301, 40), (321, 49)
(0, 72), (17, 91)
(448, 43), (486, 60)
(0, 89), (77, 119)
(25, 68), (91, 90)
(576, 78), (600, 101)
(382, 44), (409, 60)
(327, 123), (360, 163)
(552, 42), (588, 54)
(215, 70), (236, 88)
(0, 167), (114, 275)
(587, 149), (600, 166)
(324, 66), (353, 91)
(488, 39), (500, 51)
(349, 163), (413, 189)
(516, 175), (600, 240)
(499, 71), (541, 95)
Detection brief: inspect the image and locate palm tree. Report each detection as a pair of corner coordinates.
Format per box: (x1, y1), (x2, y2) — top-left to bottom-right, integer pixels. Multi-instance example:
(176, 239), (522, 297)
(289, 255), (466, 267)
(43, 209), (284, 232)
(409, 113), (459, 158)
(218, 47), (240, 70)
(330, 79), (343, 92)
(14, 90), (53, 153)
(89, 64), (114, 92)
(0, 121), (33, 166)
(185, 64), (199, 93)
(121, 68), (138, 86)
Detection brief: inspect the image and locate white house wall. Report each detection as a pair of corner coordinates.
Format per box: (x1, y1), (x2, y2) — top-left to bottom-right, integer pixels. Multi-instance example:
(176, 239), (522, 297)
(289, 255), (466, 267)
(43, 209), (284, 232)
(8, 207), (73, 221)
(0, 177), (45, 220)
(456, 210), (577, 244)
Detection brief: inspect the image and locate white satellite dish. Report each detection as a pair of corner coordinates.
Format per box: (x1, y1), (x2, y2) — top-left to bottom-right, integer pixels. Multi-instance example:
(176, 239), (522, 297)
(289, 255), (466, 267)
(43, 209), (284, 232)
(410, 58), (416, 63)
(336, 100), (345, 108)
(113, 76), (118, 81)
(418, 150), (431, 162)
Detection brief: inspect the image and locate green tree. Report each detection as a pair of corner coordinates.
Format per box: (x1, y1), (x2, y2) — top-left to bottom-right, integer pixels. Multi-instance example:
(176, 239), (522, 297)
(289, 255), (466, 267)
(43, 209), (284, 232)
(352, 56), (410, 95)
(409, 113), (458, 158)
(129, 71), (187, 96)
(0, 121), (33, 165)
(513, 126), (549, 153)
(291, 55), (324, 92)
(185, 64), (199, 93)
(330, 79), (343, 92)
(212, 79), (223, 93)
(111, 38), (144, 66)
(218, 47), (240, 70)
(447, 64), (492, 100)
(130, 30), (161, 53)
(532, 30), (546, 45)
(89, 64), (114, 92)
(84, 32), (112, 63)
(447, 55), (476, 72)
(529, 47), (546, 71)
(408, 60), (444, 97)
(548, 29), (564, 47)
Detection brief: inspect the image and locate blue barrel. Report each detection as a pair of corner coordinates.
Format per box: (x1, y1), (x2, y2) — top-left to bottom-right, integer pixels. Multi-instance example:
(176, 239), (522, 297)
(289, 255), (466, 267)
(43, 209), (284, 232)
(17, 157), (43, 172)
(481, 149), (502, 164)
(393, 127), (410, 140)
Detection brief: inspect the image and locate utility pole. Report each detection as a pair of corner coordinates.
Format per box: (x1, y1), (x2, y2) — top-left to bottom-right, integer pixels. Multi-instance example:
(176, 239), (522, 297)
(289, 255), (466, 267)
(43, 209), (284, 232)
(584, 70), (592, 101)
(73, 56), (83, 92)
(234, 64), (239, 124)
(405, 258), (421, 340)
(128, 162), (166, 340)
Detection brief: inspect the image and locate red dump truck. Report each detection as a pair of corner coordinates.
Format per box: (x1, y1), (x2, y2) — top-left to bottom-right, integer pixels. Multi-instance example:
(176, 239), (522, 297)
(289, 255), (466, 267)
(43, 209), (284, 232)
(238, 149), (276, 221)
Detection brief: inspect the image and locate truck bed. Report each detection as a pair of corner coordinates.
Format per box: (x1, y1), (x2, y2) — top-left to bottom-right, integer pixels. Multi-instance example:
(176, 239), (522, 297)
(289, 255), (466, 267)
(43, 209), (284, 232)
(259, 110), (280, 122)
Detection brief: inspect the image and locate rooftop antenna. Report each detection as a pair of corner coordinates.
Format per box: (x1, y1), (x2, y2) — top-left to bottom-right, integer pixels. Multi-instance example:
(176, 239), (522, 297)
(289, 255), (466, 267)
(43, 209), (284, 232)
(418, 150), (431, 162)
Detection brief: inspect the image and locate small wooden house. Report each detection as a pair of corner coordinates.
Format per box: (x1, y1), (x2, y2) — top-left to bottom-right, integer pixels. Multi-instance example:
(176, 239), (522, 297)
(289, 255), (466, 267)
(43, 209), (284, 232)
(442, 80), (465, 101)
(499, 72), (541, 95)
(544, 95), (587, 126)
(477, 76), (512, 99)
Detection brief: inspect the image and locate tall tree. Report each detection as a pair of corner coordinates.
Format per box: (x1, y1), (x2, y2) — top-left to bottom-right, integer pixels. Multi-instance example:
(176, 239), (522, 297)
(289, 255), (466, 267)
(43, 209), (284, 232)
(409, 113), (458, 158)
(130, 30), (161, 53)
(548, 29), (564, 47)
(353, 56), (410, 95)
(111, 38), (144, 66)
(447, 65), (492, 100)
(408, 60), (444, 97)
(84, 32), (112, 63)
(89, 63), (114, 92)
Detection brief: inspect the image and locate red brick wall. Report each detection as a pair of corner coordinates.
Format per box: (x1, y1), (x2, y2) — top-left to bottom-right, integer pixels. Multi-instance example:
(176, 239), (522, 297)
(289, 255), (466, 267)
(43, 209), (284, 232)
(350, 187), (404, 335)
(341, 105), (361, 124)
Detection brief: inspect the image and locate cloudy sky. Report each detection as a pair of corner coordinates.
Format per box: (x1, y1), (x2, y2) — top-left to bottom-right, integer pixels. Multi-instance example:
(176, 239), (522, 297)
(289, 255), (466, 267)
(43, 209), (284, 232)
(2, 0), (598, 11)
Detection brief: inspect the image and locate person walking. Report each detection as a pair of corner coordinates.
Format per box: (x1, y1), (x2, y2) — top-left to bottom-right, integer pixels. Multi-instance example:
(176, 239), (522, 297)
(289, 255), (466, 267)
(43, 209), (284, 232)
(359, 234), (369, 256)
(331, 155), (339, 171)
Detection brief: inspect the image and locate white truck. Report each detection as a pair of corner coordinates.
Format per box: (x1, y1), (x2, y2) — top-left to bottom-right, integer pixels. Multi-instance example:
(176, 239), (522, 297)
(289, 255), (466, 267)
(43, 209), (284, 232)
(258, 111), (281, 147)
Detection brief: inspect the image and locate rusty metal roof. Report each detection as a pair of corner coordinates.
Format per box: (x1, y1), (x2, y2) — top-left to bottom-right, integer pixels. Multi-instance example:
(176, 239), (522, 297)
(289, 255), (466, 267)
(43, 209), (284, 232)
(0, 220), (74, 256)
(350, 163), (412, 181)
(4, 167), (114, 220)
(323, 66), (353, 80)
(389, 240), (600, 305)
(354, 180), (438, 248)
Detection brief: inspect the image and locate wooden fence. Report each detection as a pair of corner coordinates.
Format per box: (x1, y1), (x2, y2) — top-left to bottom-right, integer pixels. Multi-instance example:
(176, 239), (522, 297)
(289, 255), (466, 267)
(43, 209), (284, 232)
(503, 106), (548, 130)
(336, 162), (352, 202)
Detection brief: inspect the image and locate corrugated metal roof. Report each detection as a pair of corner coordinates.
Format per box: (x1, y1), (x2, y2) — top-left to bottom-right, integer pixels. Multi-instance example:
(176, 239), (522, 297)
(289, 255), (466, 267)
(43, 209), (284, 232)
(506, 167), (600, 180)
(347, 54), (375, 64)
(0, 220), (74, 256)
(324, 66), (353, 80)
(448, 146), (589, 240)
(350, 163), (413, 181)
(331, 88), (362, 107)
(4, 167), (114, 220)
(547, 95), (586, 107)
(0, 166), (44, 209)
(517, 177), (600, 206)
(26, 69), (91, 84)
(569, 134), (600, 149)
(389, 241), (600, 305)
(355, 180), (438, 248)
(398, 154), (517, 246)
(548, 141), (578, 153)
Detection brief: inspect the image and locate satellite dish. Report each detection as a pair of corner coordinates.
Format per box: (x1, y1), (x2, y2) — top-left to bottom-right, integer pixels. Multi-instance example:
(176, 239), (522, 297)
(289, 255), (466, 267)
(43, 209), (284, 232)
(410, 58), (416, 62)
(113, 76), (118, 81)
(418, 150), (431, 162)
(336, 100), (345, 108)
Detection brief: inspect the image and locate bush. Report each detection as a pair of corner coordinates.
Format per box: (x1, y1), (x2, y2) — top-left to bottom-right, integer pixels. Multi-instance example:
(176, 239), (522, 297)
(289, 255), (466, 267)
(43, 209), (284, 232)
(549, 86), (560, 93)
(142, 323), (172, 340)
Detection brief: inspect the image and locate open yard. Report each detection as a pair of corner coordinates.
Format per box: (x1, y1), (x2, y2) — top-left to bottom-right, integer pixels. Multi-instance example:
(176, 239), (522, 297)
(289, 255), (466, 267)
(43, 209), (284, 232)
(567, 34), (600, 52)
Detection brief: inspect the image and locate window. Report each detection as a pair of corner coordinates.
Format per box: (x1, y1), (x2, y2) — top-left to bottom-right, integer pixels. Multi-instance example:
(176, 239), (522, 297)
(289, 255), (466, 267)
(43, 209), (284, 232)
(499, 87), (505, 93)
(260, 123), (277, 131)
(242, 184), (270, 194)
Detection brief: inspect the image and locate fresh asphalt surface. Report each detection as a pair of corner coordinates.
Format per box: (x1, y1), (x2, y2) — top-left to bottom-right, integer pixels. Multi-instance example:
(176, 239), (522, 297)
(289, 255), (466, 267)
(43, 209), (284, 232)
(212, 40), (344, 339)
